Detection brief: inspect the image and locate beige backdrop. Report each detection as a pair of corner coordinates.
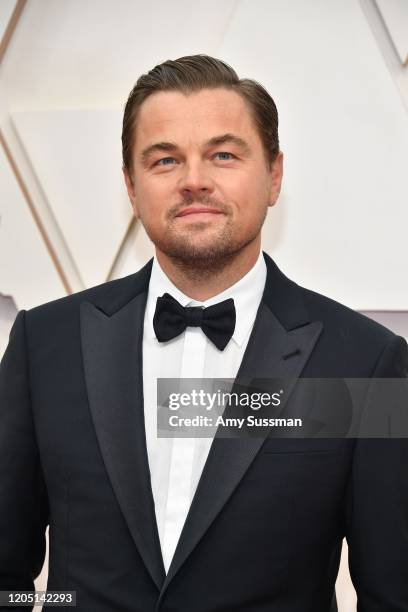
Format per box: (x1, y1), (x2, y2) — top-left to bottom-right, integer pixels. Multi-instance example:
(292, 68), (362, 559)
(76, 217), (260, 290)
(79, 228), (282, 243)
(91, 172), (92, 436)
(1, 1), (408, 610)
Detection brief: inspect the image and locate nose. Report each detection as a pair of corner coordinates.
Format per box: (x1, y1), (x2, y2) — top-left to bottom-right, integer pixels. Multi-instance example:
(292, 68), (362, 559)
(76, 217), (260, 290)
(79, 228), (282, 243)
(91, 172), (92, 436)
(178, 159), (215, 199)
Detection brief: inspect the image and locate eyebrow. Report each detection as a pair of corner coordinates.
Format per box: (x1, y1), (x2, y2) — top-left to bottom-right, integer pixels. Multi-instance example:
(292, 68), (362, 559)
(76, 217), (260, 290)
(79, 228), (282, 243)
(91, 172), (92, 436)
(140, 141), (178, 166)
(205, 133), (251, 155)
(140, 133), (252, 166)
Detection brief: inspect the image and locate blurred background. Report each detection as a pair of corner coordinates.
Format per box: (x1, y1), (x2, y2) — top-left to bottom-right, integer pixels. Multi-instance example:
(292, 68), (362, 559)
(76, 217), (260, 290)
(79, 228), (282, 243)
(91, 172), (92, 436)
(0, 1), (407, 609)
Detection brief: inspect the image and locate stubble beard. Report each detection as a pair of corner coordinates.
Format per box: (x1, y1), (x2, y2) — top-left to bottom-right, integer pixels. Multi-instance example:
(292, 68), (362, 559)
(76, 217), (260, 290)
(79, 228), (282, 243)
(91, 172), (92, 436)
(146, 196), (267, 281)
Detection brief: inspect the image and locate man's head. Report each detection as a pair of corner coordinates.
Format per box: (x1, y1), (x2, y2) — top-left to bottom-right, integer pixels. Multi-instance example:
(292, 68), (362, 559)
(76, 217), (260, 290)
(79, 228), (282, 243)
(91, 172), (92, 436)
(122, 54), (283, 271)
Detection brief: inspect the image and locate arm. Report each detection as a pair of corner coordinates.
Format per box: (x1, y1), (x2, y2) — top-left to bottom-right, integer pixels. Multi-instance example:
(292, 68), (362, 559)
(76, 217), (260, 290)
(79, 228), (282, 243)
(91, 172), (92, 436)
(345, 335), (408, 611)
(0, 310), (49, 607)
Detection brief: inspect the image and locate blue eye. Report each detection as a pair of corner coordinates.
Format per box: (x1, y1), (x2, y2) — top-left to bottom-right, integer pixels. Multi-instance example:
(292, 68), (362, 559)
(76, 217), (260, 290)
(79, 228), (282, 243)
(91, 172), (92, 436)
(156, 157), (176, 166)
(215, 152), (234, 160)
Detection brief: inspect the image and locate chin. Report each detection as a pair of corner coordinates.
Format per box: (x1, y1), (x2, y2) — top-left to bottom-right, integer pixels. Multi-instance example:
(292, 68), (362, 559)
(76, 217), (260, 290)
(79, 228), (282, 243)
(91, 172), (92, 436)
(161, 238), (245, 265)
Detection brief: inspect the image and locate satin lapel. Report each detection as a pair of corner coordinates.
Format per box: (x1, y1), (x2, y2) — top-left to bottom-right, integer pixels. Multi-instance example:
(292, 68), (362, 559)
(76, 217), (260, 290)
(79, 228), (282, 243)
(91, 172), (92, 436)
(80, 292), (166, 591)
(160, 301), (323, 596)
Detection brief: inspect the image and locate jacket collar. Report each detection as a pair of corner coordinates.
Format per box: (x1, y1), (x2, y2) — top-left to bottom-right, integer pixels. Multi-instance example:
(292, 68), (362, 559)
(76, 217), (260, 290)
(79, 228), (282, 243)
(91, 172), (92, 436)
(92, 251), (311, 333)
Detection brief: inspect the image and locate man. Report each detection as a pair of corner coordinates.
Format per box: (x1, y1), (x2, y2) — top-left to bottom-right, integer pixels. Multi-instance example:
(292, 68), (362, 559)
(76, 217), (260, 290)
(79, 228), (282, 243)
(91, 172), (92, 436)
(0, 55), (407, 612)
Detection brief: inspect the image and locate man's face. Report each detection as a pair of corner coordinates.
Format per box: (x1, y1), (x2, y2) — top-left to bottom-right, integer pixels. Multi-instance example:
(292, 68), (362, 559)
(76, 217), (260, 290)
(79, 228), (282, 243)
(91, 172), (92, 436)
(124, 87), (283, 267)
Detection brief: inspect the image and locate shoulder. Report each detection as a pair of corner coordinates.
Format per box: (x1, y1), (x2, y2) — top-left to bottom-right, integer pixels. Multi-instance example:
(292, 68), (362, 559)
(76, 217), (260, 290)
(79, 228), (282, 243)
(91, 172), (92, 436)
(263, 251), (398, 349)
(302, 285), (395, 342)
(263, 250), (405, 375)
(300, 285), (407, 376)
(24, 258), (153, 328)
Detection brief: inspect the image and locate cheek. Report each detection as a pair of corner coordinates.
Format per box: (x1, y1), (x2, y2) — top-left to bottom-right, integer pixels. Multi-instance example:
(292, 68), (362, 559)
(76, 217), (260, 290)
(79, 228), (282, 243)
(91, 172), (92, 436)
(226, 179), (266, 215)
(222, 170), (263, 202)
(230, 192), (269, 234)
(134, 180), (166, 217)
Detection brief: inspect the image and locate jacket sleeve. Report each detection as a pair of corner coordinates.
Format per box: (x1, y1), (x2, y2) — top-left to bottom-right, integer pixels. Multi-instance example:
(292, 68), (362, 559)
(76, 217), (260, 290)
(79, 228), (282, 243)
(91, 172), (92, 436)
(0, 310), (49, 607)
(345, 335), (408, 611)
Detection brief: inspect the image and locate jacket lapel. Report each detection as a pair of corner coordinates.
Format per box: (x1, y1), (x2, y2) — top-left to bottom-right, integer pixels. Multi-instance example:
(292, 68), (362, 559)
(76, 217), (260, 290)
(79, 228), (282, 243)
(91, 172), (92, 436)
(159, 253), (324, 598)
(80, 261), (166, 591)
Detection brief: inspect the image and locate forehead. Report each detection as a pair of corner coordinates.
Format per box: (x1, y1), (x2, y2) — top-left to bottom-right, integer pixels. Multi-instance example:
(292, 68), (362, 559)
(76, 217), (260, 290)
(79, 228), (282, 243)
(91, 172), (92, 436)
(134, 88), (258, 147)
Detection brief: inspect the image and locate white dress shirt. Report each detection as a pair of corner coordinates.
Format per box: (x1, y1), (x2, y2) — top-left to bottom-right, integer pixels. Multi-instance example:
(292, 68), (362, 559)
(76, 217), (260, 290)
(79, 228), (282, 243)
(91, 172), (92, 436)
(142, 250), (267, 572)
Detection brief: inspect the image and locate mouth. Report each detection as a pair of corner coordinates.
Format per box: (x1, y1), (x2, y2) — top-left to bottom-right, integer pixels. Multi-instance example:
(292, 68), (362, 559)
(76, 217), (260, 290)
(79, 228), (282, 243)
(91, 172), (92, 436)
(175, 207), (224, 218)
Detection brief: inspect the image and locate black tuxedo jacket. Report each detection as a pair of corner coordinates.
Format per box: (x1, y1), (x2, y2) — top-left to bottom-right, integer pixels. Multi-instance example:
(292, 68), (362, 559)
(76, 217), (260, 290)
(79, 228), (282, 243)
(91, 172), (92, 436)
(1, 252), (407, 612)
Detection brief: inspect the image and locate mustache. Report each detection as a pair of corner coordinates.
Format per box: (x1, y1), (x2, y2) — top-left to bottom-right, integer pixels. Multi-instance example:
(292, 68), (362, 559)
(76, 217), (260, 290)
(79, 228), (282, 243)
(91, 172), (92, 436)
(169, 194), (230, 217)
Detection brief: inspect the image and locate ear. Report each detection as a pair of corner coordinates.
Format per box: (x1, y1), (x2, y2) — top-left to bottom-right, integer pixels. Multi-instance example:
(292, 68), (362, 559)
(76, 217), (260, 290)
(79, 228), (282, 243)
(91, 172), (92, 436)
(267, 151), (284, 208)
(123, 167), (139, 217)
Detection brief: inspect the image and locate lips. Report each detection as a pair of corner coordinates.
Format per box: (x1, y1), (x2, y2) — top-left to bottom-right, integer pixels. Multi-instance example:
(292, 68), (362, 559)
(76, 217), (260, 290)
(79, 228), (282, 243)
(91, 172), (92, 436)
(176, 207), (224, 217)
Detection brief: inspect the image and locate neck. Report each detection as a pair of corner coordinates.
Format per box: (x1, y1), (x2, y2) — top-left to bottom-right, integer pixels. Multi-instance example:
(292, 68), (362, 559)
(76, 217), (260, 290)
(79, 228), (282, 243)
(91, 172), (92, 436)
(155, 240), (261, 302)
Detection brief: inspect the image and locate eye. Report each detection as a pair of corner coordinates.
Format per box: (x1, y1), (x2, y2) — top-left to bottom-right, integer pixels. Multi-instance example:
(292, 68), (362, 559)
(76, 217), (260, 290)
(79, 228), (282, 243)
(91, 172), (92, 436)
(214, 152), (235, 161)
(155, 157), (177, 166)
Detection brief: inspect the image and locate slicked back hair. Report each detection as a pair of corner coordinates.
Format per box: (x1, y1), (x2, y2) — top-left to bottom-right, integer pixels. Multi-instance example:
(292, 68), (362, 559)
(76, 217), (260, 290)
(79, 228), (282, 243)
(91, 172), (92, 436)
(122, 54), (280, 179)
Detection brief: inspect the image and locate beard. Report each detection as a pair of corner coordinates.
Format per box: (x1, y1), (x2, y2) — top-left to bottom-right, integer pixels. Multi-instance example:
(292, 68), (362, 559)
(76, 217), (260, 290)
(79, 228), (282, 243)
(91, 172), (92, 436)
(143, 194), (268, 277)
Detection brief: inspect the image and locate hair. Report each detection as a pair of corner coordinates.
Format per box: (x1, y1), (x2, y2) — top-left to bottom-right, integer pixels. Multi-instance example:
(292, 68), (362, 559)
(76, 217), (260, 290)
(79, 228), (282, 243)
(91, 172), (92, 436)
(122, 54), (279, 178)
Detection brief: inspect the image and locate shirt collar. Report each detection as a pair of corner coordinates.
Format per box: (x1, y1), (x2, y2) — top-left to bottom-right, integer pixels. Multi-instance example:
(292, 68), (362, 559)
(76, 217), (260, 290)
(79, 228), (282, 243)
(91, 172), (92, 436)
(145, 251), (267, 347)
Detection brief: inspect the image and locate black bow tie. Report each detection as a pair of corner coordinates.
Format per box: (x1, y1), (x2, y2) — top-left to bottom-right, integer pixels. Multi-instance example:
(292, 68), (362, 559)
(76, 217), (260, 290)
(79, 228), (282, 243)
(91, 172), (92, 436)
(153, 292), (236, 351)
